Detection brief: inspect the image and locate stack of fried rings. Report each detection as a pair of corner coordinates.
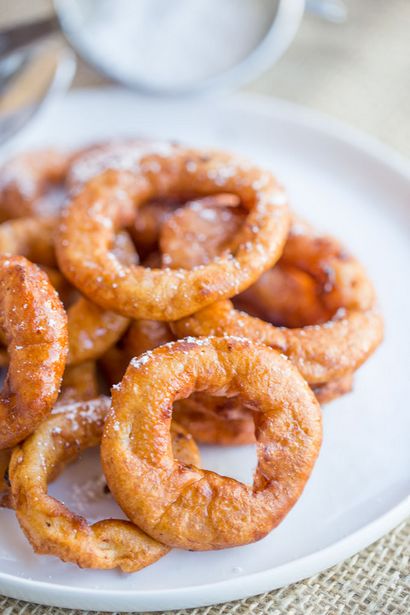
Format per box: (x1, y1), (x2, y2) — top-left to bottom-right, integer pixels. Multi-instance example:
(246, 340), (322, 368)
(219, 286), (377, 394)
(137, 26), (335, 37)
(0, 141), (382, 570)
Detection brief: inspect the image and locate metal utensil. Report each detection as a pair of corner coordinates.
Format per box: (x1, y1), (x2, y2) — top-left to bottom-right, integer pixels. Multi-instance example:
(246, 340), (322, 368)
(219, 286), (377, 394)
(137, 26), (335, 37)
(0, 41), (75, 145)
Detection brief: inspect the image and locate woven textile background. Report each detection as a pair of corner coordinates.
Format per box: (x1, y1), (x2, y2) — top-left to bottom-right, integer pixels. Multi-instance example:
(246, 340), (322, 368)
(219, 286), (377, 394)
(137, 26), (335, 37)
(0, 521), (409, 614)
(0, 0), (409, 613)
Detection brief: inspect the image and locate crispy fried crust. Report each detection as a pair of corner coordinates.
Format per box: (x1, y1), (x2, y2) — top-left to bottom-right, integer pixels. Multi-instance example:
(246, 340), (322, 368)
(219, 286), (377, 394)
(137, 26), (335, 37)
(9, 397), (200, 571)
(56, 144), (290, 320)
(102, 318), (351, 446)
(172, 221), (383, 384)
(101, 336), (322, 550)
(0, 256), (68, 449)
(1, 361), (100, 506)
(172, 300), (382, 384)
(0, 216), (134, 365)
(173, 372), (353, 446)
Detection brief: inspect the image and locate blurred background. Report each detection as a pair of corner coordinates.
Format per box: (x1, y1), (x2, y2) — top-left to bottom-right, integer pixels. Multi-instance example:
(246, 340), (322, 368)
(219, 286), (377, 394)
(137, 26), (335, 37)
(0, 0), (409, 156)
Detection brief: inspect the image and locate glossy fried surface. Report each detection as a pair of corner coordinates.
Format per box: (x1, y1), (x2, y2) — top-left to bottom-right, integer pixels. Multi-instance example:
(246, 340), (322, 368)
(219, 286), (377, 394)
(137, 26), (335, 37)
(56, 143), (290, 320)
(173, 300), (382, 384)
(0, 216), (133, 366)
(0, 256), (68, 449)
(101, 336), (322, 550)
(131, 200), (179, 257)
(65, 227), (136, 364)
(173, 372), (353, 446)
(9, 397), (200, 571)
(172, 221), (383, 384)
(104, 313), (351, 447)
(173, 394), (255, 446)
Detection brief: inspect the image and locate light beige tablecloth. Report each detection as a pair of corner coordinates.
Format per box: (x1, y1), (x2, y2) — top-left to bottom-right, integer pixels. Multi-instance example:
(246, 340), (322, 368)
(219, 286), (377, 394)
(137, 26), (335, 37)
(0, 1), (409, 613)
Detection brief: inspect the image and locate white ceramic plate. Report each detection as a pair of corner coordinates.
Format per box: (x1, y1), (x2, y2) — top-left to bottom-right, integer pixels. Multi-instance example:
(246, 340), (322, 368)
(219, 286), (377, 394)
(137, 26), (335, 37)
(0, 89), (409, 612)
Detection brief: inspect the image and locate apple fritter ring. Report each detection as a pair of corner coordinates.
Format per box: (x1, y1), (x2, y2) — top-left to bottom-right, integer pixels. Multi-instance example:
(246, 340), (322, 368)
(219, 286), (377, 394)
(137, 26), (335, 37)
(56, 144), (290, 320)
(172, 300), (382, 385)
(0, 150), (68, 221)
(59, 227), (137, 365)
(66, 297), (129, 365)
(1, 356), (99, 505)
(0, 255), (68, 449)
(173, 372), (352, 446)
(59, 361), (100, 405)
(101, 336), (322, 550)
(9, 397), (200, 571)
(237, 218), (376, 325)
(0, 216), (133, 365)
(103, 317), (349, 446)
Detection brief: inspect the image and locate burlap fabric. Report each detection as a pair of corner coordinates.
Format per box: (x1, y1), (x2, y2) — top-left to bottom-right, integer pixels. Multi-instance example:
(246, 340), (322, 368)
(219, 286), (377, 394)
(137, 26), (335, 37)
(0, 521), (408, 614)
(0, 1), (408, 613)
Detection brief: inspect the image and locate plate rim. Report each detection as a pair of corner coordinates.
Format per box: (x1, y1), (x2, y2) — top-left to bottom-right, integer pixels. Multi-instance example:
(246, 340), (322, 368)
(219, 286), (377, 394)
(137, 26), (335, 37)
(0, 88), (409, 612)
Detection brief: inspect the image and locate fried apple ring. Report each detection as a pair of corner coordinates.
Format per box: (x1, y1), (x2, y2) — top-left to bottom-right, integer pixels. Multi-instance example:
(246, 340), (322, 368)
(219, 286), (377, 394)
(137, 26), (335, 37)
(101, 336), (322, 550)
(173, 300), (382, 385)
(9, 397), (200, 571)
(56, 144), (290, 320)
(0, 150), (68, 221)
(0, 255), (68, 449)
(0, 216), (134, 365)
(172, 221), (383, 384)
(107, 316), (348, 446)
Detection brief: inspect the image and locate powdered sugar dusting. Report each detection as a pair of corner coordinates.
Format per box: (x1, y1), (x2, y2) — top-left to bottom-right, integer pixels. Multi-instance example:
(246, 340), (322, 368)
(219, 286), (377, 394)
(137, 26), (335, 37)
(70, 140), (177, 189)
(70, 473), (110, 516)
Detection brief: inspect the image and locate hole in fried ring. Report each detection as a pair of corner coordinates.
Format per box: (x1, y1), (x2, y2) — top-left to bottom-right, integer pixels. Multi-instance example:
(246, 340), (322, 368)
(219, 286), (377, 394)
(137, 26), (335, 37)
(0, 255), (68, 449)
(57, 144), (290, 320)
(9, 396), (200, 571)
(101, 336), (322, 550)
(171, 219), (383, 384)
(0, 217), (136, 365)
